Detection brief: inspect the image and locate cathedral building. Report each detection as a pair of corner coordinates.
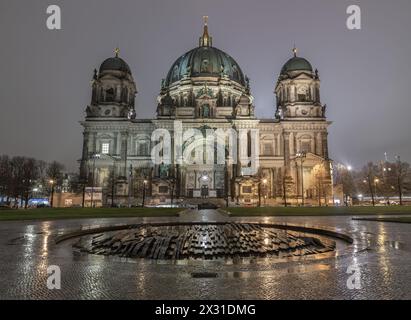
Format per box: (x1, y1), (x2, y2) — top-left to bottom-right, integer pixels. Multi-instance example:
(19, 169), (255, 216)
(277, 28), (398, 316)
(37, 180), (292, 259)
(80, 19), (332, 207)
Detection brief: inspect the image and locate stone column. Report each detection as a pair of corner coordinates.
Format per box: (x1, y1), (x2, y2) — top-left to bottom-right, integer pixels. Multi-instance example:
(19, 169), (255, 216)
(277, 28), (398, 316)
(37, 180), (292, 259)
(283, 131), (290, 167)
(113, 132), (118, 156)
(289, 132), (294, 156)
(80, 131), (90, 178)
(316, 132), (322, 156)
(120, 131), (129, 177)
(270, 168), (274, 198)
(92, 132), (97, 154)
(322, 132), (329, 159)
(116, 85), (121, 102)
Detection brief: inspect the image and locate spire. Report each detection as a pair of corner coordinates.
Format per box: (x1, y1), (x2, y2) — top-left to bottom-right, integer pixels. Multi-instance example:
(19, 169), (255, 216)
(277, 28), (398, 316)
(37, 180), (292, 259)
(199, 16), (213, 47)
(114, 47), (120, 58)
(292, 44), (298, 57)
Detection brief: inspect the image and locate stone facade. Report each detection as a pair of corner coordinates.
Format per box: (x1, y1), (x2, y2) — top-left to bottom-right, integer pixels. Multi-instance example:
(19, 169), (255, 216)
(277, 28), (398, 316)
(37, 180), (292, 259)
(80, 21), (332, 206)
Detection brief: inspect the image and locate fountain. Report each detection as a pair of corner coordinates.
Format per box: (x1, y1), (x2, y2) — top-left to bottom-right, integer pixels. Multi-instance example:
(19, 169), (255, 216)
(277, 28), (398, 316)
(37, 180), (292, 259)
(73, 223), (336, 260)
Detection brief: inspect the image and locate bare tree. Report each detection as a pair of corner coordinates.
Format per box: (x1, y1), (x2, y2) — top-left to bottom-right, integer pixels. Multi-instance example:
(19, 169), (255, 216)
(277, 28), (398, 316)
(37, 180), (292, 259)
(0, 155), (12, 204)
(46, 161), (65, 207)
(21, 158), (39, 208)
(359, 162), (379, 206)
(382, 157), (410, 205)
(334, 165), (356, 206)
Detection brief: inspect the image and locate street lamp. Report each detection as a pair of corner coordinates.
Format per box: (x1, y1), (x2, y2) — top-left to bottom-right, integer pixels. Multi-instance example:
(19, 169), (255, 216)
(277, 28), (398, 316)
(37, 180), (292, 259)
(374, 178), (380, 201)
(49, 180), (55, 208)
(128, 164), (133, 208)
(296, 151), (307, 206)
(262, 179), (268, 205)
(142, 179), (148, 208)
(258, 178), (268, 207)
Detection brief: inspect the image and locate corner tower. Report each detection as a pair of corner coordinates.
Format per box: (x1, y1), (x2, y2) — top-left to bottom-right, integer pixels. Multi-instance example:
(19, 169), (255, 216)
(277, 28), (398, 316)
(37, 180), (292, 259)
(275, 47), (325, 121)
(86, 48), (137, 119)
(80, 49), (138, 192)
(274, 47), (332, 205)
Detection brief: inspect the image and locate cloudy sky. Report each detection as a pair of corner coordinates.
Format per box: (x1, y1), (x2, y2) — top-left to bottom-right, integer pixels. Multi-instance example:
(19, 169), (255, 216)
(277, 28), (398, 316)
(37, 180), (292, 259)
(0, 0), (410, 171)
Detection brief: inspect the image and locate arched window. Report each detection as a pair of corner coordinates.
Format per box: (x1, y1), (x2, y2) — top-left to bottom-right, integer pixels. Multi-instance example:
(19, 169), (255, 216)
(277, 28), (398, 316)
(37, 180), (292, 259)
(232, 65), (239, 80)
(201, 59), (209, 73)
(172, 65), (179, 82)
(299, 135), (312, 153)
(105, 88), (115, 102)
(263, 143), (273, 156)
(101, 142), (110, 154)
(136, 140), (150, 156)
(122, 87), (128, 103)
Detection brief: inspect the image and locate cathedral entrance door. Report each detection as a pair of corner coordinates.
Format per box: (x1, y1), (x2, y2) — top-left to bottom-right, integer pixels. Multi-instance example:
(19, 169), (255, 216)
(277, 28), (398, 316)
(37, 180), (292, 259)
(201, 185), (209, 198)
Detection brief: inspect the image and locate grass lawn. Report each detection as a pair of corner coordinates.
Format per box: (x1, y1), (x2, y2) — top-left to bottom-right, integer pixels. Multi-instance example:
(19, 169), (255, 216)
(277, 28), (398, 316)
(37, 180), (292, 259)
(0, 207), (182, 221)
(352, 217), (411, 224)
(226, 206), (411, 217)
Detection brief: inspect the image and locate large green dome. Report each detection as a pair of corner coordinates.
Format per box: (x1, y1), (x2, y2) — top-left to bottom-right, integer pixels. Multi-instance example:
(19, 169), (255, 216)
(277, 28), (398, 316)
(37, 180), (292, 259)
(165, 46), (246, 87)
(281, 56), (313, 74)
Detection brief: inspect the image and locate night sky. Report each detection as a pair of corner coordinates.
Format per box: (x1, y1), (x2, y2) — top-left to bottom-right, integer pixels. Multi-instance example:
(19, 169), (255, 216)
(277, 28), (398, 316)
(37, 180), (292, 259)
(1, 0), (410, 171)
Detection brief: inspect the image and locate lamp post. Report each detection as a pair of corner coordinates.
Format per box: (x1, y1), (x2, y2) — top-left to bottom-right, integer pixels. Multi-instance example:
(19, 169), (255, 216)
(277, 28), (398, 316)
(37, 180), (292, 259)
(101, 154), (118, 207)
(90, 153), (100, 208)
(167, 176), (176, 207)
(258, 178), (268, 207)
(81, 176), (87, 208)
(296, 151), (307, 206)
(396, 156), (403, 206)
(142, 179), (148, 208)
(110, 165), (116, 207)
(49, 180), (54, 208)
(262, 178), (268, 206)
(374, 178), (380, 203)
(128, 164), (133, 208)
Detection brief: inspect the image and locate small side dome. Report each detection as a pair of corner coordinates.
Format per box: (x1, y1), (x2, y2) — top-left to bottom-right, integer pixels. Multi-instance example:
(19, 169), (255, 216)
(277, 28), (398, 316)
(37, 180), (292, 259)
(280, 47), (313, 74)
(99, 48), (131, 74)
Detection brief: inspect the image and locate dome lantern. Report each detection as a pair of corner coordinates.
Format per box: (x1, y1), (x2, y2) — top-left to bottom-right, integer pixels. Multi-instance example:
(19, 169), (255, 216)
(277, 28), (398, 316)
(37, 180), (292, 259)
(199, 16), (213, 47)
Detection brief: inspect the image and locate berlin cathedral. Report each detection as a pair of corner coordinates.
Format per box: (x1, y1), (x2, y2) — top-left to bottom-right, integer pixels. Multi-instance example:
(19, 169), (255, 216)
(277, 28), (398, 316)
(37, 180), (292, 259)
(80, 18), (332, 207)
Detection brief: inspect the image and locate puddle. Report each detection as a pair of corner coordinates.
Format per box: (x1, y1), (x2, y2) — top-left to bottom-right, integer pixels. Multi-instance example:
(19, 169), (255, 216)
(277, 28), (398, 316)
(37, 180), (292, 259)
(385, 241), (405, 250)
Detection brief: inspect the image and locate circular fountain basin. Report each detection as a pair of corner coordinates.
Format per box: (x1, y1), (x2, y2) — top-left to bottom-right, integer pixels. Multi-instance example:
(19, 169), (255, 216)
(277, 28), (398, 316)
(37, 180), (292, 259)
(71, 222), (338, 261)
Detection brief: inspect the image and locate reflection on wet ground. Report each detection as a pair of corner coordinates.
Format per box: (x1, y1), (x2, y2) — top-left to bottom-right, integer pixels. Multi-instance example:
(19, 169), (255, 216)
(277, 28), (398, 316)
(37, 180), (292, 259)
(0, 210), (410, 299)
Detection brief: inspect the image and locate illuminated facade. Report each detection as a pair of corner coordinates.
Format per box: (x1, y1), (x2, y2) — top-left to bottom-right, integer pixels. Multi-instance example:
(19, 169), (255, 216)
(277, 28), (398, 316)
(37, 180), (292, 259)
(80, 19), (332, 206)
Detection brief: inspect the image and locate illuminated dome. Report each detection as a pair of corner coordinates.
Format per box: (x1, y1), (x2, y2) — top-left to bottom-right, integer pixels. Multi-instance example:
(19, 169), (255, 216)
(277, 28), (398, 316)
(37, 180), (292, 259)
(164, 18), (246, 88)
(165, 46), (246, 87)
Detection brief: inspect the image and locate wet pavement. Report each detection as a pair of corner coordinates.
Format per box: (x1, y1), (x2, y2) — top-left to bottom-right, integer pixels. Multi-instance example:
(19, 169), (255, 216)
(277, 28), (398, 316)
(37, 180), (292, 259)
(0, 209), (410, 300)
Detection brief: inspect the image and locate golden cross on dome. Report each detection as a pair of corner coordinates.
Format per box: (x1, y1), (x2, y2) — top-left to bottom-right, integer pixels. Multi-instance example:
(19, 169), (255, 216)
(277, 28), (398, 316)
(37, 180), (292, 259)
(203, 15), (208, 26)
(292, 45), (298, 57)
(114, 47), (120, 57)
